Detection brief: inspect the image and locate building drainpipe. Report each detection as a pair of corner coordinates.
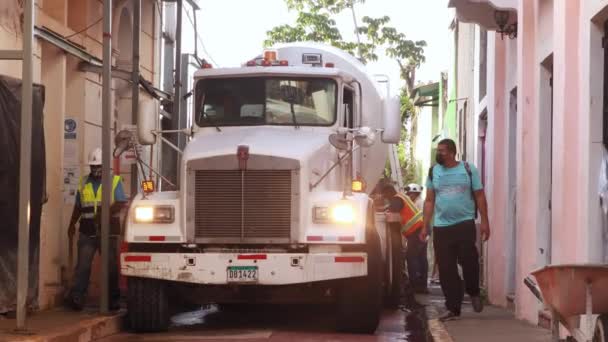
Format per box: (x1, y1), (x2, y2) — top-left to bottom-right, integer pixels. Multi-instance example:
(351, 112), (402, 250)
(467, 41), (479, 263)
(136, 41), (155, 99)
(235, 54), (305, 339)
(132, 0), (141, 196)
(173, 0), (183, 182)
(101, 0), (113, 315)
(16, 0), (34, 332)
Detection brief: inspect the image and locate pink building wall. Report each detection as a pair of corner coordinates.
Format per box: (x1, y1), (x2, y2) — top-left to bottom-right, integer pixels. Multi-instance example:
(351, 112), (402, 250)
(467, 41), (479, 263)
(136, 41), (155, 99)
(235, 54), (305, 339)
(513, 0), (541, 323)
(482, 0), (608, 325)
(552, 0), (582, 264)
(581, 0), (608, 265)
(486, 36), (508, 307)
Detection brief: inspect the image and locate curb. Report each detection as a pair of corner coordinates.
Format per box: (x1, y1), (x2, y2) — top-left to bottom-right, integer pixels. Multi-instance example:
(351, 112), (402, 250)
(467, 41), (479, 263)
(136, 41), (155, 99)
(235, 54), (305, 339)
(425, 305), (454, 342)
(2, 311), (126, 342)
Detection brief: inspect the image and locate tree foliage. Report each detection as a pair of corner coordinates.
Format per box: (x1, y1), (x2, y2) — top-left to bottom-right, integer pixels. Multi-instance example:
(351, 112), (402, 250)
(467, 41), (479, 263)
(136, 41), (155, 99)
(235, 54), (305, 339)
(265, 0), (426, 70)
(265, 0), (376, 62)
(265, 0), (426, 186)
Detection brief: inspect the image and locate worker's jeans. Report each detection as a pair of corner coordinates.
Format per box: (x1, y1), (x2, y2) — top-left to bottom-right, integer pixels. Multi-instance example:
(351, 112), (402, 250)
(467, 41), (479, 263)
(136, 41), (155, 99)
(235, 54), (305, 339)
(69, 234), (120, 305)
(406, 234), (428, 290)
(433, 220), (480, 315)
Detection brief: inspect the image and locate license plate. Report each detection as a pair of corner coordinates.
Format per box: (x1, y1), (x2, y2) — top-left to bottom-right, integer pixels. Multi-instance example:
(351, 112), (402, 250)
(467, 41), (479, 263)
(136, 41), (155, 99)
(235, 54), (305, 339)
(227, 266), (258, 283)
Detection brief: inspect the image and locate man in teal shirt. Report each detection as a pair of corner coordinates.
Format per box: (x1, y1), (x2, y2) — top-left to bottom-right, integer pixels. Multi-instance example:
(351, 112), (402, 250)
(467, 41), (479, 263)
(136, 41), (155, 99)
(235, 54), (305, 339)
(420, 139), (491, 321)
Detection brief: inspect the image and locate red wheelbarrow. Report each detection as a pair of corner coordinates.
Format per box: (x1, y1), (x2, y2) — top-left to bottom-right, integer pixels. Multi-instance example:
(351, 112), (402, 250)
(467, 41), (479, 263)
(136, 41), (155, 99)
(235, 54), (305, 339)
(525, 264), (608, 342)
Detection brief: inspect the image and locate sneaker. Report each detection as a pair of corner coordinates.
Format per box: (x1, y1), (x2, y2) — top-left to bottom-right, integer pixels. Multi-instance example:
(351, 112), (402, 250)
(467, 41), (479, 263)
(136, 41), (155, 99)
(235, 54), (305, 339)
(109, 301), (121, 311)
(63, 296), (83, 311)
(471, 296), (484, 313)
(438, 310), (460, 322)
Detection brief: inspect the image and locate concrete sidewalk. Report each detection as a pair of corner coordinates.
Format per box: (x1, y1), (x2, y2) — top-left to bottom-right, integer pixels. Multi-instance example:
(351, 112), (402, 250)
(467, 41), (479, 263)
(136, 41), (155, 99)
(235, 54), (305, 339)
(422, 286), (551, 342)
(0, 308), (125, 342)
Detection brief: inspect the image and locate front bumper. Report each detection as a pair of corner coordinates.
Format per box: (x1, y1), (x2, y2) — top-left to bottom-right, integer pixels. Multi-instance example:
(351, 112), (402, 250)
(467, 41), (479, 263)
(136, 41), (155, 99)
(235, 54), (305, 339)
(121, 252), (367, 285)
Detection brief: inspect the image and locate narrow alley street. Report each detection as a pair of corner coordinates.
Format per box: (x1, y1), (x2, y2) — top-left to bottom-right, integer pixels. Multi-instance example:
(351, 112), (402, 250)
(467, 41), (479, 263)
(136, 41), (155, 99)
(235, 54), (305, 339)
(5, 0), (608, 341)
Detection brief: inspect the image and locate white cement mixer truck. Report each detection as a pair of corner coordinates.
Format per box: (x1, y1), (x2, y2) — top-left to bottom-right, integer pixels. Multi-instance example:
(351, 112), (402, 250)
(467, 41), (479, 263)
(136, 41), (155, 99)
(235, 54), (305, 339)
(121, 43), (403, 333)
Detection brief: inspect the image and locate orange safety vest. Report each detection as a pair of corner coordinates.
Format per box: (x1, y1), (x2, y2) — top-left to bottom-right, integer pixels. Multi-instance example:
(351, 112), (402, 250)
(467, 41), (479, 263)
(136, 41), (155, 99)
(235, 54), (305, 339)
(395, 193), (423, 237)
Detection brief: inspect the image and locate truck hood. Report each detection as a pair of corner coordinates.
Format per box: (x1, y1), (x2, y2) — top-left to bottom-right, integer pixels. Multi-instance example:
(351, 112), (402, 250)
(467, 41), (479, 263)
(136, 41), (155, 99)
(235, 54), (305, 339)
(184, 127), (332, 166)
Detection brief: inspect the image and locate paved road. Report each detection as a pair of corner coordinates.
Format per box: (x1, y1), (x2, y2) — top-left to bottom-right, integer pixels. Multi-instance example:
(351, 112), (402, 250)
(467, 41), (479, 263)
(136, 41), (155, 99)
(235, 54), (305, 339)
(99, 304), (429, 342)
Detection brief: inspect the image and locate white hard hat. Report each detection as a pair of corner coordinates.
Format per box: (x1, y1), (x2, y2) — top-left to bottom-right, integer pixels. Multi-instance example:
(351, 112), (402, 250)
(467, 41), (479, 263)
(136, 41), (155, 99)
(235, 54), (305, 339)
(88, 148), (102, 166)
(405, 183), (422, 193)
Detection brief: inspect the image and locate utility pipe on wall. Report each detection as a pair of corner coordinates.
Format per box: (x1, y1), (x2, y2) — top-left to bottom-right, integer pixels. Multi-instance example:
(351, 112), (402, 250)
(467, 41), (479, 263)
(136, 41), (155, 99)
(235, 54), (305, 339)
(16, 0), (34, 331)
(101, 0), (113, 315)
(131, 0), (141, 196)
(173, 0), (183, 181)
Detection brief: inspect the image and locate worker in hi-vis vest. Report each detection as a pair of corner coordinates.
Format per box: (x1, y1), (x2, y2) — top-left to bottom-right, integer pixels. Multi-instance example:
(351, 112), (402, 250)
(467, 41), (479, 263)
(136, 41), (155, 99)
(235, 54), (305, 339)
(64, 147), (127, 311)
(405, 183), (429, 293)
(382, 184), (423, 310)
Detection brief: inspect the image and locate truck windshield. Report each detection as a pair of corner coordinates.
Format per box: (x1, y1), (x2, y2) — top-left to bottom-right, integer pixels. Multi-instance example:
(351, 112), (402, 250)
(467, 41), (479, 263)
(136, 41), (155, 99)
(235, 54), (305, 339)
(195, 77), (337, 127)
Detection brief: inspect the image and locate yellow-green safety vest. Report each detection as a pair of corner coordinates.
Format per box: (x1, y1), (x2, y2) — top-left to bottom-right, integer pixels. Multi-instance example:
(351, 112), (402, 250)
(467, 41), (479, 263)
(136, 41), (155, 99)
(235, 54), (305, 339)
(78, 175), (121, 219)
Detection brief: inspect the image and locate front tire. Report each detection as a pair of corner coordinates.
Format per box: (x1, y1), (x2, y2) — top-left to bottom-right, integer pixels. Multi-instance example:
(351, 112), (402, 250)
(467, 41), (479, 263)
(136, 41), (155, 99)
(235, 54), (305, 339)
(336, 205), (383, 334)
(385, 223), (403, 309)
(127, 277), (170, 332)
(594, 315), (608, 342)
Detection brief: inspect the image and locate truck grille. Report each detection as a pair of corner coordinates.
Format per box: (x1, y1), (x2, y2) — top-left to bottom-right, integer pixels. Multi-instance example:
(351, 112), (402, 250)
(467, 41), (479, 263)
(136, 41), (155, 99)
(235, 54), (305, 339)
(194, 170), (292, 240)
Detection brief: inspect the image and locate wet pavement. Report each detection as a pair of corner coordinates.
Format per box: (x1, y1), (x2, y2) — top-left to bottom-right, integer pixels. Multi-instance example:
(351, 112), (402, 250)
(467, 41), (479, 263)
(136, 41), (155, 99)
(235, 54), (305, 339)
(98, 304), (430, 342)
(0, 308), (124, 341)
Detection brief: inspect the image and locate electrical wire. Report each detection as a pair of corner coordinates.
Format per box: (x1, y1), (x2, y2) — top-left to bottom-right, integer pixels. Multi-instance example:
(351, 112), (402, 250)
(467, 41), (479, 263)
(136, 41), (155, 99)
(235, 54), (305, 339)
(349, 0), (363, 59)
(64, 17), (103, 39)
(184, 8), (212, 64)
(184, 7), (219, 67)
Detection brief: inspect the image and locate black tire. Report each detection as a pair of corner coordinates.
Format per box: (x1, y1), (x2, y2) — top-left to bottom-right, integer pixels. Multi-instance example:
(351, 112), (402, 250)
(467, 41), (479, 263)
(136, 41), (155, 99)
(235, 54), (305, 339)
(594, 315), (608, 342)
(336, 205), (383, 334)
(385, 224), (403, 309)
(128, 277), (170, 332)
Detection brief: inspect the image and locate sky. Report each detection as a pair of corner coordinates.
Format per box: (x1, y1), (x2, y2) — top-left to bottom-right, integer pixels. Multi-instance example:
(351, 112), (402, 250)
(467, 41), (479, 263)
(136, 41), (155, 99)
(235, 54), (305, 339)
(185, 0), (452, 95)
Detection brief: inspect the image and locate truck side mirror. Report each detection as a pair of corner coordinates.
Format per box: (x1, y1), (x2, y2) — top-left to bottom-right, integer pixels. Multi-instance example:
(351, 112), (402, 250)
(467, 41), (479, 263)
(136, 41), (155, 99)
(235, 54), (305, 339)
(137, 98), (158, 145)
(381, 96), (401, 144)
(329, 133), (349, 150)
(354, 126), (376, 147)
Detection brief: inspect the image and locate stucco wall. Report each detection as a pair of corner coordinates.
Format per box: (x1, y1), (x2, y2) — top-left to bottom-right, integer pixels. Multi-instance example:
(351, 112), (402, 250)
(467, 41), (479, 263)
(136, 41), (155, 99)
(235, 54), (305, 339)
(456, 22), (476, 161)
(514, 0), (541, 324)
(486, 33), (509, 308)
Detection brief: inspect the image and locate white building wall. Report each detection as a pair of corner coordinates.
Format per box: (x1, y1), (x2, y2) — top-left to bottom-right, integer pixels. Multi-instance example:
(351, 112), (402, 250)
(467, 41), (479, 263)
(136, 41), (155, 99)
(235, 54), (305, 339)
(415, 106), (434, 186)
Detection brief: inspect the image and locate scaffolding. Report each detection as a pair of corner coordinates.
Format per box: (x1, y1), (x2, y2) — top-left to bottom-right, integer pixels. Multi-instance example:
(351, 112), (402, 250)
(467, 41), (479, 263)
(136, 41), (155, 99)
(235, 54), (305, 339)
(0, 0), (199, 331)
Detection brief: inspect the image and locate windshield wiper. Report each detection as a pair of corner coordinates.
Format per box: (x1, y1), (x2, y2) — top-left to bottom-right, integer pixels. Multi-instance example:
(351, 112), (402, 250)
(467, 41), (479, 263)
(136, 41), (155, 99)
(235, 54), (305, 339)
(289, 102), (300, 129)
(197, 107), (221, 132)
(196, 93), (221, 132)
(203, 111), (222, 132)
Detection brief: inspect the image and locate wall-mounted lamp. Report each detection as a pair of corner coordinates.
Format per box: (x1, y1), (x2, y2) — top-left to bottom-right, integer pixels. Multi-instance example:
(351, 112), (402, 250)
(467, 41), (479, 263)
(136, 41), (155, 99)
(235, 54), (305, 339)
(494, 10), (517, 40)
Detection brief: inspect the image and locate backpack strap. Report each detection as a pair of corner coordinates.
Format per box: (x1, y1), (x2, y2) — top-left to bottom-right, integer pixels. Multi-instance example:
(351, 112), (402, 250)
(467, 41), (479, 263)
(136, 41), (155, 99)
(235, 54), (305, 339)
(428, 165), (434, 182)
(463, 161), (472, 179)
(463, 161), (478, 219)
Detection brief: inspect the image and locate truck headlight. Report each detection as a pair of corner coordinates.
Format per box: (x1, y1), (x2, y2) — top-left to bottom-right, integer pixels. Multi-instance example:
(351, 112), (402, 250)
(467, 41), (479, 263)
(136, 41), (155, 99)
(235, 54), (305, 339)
(331, 203), (355, 224)
(134, 205), (174, 223)
(313, 202), (355, 224)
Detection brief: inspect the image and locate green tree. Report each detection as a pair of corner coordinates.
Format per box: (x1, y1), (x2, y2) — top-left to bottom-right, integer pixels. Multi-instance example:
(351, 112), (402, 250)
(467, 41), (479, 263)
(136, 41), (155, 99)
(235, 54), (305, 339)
(265, 0), (426, 185)
(264, 0), (377, 62)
